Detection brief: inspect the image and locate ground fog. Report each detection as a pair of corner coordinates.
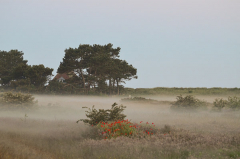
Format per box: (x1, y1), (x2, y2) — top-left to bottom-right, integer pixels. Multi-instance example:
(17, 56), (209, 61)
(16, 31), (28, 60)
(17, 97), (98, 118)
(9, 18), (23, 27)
(0, 95), (240, 159)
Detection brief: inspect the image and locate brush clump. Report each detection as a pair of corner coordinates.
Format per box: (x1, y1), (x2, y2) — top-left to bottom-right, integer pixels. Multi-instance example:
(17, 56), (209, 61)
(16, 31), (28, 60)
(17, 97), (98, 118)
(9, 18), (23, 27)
(0, 92), (38, 109)
(77, 103), (126, 125)
(171, 95), (208, 111)
(213, 96), (240, 111)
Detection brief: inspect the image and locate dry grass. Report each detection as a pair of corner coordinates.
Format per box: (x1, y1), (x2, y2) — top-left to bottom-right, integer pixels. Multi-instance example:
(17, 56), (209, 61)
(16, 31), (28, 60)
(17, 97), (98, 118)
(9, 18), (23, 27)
(0, 95), (240, 159)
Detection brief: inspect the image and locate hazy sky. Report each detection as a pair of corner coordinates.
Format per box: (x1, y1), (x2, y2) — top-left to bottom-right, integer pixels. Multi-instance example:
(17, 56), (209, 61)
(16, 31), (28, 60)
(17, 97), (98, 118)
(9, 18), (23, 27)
(1, 0), (239, 88)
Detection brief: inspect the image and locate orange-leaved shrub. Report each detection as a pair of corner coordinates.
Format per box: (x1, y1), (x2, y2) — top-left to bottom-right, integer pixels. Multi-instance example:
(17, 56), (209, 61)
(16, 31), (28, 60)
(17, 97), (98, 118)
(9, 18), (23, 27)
(78, 102), (157, 139)
(97, 120), (157, 139)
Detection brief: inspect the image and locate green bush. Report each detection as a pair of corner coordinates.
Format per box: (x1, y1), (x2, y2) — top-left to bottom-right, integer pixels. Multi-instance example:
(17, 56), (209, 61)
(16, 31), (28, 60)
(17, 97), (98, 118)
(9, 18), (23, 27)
(212, 98), (228, 111)
(227, 96), (240, 110)
(0, 92), (37, 109)
(171, 95), (208, 110)
(77, 103), (126, 125)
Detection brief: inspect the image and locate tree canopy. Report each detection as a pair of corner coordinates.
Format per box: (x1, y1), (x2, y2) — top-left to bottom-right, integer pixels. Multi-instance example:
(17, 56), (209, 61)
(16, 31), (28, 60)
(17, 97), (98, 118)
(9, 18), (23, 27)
(57, 43), (137, 94)
(0, 50), (28, 86)
(0, 50), (53, 88)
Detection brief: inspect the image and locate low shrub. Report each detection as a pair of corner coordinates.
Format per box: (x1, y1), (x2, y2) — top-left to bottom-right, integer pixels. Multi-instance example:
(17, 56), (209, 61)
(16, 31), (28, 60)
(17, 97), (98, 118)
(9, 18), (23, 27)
(212, 98), (228, 111)
(78, 103), (157, 140)
(0, 92), (37, 109)
(171, 95), (208, 111)
(122, 96), (157, 102)
(93, 120), (156, 140)
(77, 103), (126, 125)
(97, 120), (138, 139)
(212, 96), (240, 111)
(121, 96), (166, 105)
(227, 96), (240, 110)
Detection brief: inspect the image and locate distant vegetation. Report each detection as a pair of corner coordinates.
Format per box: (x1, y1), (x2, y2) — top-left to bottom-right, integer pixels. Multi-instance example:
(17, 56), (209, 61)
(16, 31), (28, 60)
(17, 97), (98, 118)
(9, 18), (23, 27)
(121, 96), (171, 105)
(171, 95), (208, 111)
(0, 47), (239, 96)
(122, 87), (240, 95)
(121, 96), (158, 102)
(213, 96), (240, 111)
(0, 92), (37, 109)
(0, 44), (137, 95)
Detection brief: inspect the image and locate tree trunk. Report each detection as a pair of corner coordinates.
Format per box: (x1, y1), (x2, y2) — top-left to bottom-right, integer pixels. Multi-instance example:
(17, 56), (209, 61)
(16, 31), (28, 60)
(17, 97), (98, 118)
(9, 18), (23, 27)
(79, 69), (86, 89)
(109, 78), (111, 95)
(112, 79), (115, 95)
(117, 80), (119, 95)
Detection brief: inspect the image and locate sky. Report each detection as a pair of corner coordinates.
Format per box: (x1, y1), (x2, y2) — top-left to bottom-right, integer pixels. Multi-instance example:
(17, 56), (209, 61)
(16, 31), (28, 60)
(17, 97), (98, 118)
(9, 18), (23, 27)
(0, 0), (240, 88)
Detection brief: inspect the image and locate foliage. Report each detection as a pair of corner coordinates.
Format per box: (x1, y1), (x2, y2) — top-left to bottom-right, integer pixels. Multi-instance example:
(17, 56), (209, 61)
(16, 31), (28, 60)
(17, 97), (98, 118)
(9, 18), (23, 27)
(122, 96), (157, 102)
(24, 64), (53, 87)
(213, 98), (228, 111)
(57, 43), (137, 95)
(11, 64), (53, 88)
(96, 120), (156, 139)
(0, 92), (37, 109)
(171, 95), (208, 110)
(0, 50), (28, 86)
(212, 96), (240, 111)
(121, 96), (167, 105)
(77, 103), (127, 125)
(226, 96), (240, 110)
(0, 50), (53, 89)
(97, 120), (138, 139)
(122, 87), (240, 95)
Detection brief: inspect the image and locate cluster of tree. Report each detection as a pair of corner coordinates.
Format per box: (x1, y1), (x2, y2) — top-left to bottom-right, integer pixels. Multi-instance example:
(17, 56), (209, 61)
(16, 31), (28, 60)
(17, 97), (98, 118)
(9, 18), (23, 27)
(0, 44), (137, 95)
(0, 50), (53, 89)
(57, 43), (137, 95)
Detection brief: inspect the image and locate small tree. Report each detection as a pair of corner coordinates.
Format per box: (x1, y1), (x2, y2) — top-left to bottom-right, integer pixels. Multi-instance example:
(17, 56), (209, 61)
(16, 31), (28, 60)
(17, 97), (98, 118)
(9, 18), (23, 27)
(213, 98), (227, 111)
(77, 103), (126, 125)
(227, 96), (240, 110)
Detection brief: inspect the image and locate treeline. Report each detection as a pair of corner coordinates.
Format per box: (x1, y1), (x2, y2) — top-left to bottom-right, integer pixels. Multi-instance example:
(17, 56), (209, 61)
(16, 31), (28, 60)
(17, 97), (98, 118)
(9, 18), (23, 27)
(0, 44), (137, 95)
(123, 87), (240, 95)
(0, 50), (53, 92)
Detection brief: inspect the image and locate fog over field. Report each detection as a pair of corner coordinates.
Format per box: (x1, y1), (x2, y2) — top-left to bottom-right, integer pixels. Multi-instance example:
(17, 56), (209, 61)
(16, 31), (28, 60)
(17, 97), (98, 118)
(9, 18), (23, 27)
(1, 95), (240, 158)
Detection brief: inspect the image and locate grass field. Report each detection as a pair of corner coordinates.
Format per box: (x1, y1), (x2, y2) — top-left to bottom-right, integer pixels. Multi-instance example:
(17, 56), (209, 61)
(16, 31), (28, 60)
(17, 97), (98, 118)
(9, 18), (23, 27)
(0, 95), (240, 159)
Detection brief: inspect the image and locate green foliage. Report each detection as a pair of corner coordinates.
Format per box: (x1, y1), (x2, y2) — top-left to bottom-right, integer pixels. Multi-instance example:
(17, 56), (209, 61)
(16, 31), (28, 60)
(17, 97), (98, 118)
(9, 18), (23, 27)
(77, 103), (126, 125)
(25, 64), (53, 87)
(212, 96), (240, 111)
(121, 96), (164, 105)
(57, 43), (137, 95)
(0, 50), (53, 90)
(0, 92), (37, 109)
(0, 50), (28, 85)
(122, 87), (240, 96)
(213, 98), (228, 111)
(171, 95), (208, 110)
(225, 150), (240, 159)
(122, 96), (151, 101)
(226, 96), (240, 110)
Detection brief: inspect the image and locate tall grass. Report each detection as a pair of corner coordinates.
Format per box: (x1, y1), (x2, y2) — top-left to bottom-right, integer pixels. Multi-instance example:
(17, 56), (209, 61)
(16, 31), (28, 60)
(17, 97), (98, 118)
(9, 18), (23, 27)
(1, 117), (240, 159)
